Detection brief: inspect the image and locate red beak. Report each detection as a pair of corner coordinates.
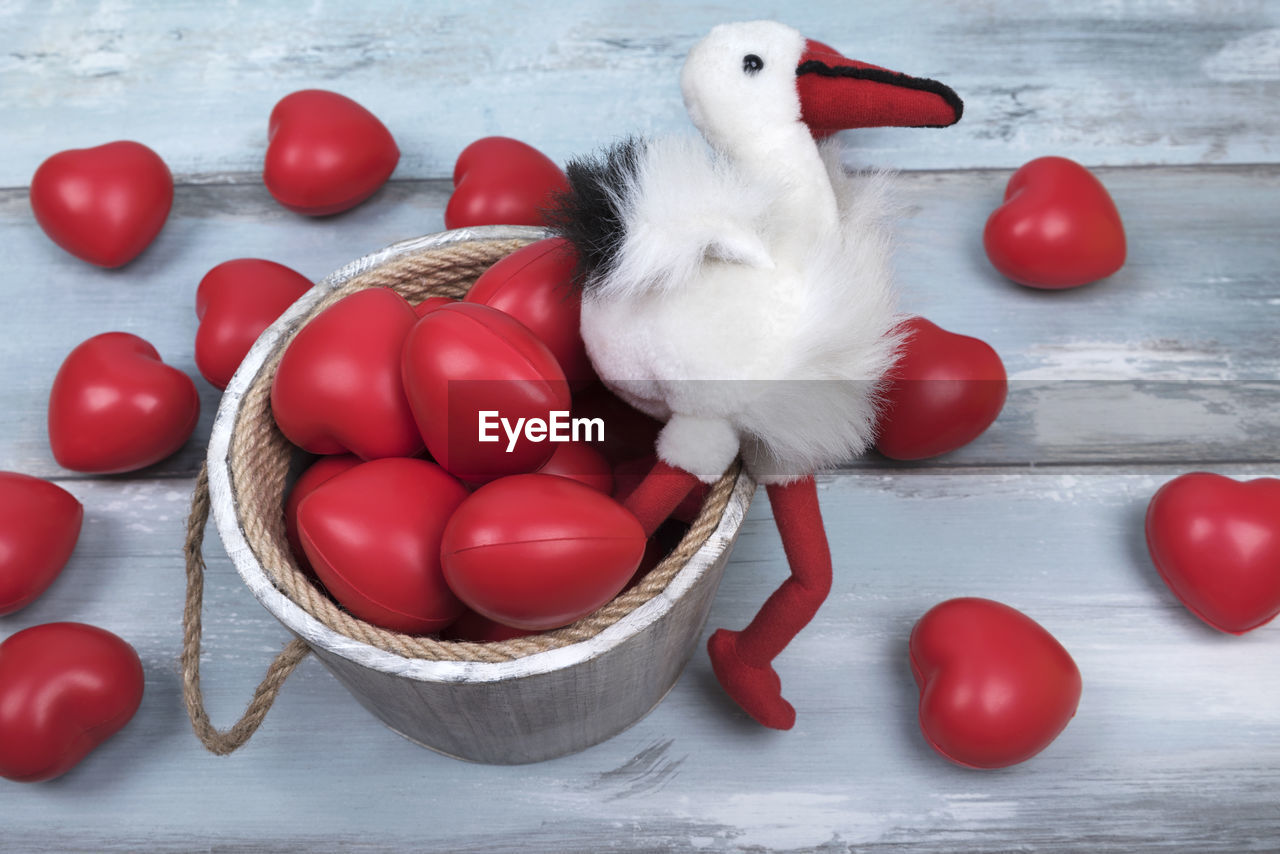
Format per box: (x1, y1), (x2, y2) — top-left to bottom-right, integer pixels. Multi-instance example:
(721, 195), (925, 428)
(797, 39), (963, 135)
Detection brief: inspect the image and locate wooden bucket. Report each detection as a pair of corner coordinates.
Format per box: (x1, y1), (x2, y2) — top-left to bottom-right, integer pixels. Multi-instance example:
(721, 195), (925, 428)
(195, 226), (754, 764)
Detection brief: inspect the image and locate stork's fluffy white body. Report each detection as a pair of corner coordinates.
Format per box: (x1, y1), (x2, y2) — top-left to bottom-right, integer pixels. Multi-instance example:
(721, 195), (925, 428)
(578, 23), (905, 484)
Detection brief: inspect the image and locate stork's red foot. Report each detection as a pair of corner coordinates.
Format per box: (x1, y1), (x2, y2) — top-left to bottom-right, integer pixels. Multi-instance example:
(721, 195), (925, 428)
(707, 628), (796, 730)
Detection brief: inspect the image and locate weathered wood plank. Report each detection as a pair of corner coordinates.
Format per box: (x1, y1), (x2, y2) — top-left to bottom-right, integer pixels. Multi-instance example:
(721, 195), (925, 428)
(3, 0), (1280, 187)
(1, 470), (1277, 852)
(2, 165), (1276, 479)
(4, 2), (1277, 851)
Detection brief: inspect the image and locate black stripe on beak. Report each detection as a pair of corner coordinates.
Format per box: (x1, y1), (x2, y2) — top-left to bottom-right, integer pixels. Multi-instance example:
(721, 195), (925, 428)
(796, 60), (964, 126)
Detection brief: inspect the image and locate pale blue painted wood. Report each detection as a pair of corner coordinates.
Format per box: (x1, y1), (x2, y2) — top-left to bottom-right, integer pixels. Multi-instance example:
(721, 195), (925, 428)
(1, 471), (1278, 852)
(3, 0), (1280, 187)
(2, 0), (1279, 850)
(3, 166), (1277, 479)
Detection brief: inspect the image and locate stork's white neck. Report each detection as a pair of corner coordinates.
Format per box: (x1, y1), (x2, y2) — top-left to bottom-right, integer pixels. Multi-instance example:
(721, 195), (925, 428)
(710, 120), (840, 253)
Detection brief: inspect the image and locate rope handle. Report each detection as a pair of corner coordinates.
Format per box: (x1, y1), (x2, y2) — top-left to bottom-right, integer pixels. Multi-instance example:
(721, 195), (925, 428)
(182, 463), (310, 755)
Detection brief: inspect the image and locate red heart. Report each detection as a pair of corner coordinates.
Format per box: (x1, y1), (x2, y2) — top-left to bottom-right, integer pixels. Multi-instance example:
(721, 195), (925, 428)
(444, 137), (569, 229)
(283, 454), (362, 578)
(0, 473), (83, 615)
(297, 458), (468, 634)
(195, 258), (312, 390)
(875, 317), (1007, 460)
(29, 141), (173, 268)
(465, 237), (594, 388)
(441, 474), (645, 630)
(1145, 473), (1280, 634)
(910, 598), (1082, 769)
(535, 441), (614, 494)
(413, 295), (454, 317)
(983, 156), (1126, 289)
(271, 288), (423, 459)
(401, 302), (571, 483)
(0, 622), (144, 782)
(48, 333), (200, 474)
(263, 89), (399, 216)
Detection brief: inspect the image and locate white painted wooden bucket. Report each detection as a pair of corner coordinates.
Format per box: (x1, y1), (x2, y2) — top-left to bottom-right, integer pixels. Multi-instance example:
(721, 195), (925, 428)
(199, 226), (754, 764)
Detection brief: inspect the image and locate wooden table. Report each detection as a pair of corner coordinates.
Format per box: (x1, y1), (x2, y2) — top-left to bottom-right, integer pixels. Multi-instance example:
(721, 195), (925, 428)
(2, 2), (1278, 851)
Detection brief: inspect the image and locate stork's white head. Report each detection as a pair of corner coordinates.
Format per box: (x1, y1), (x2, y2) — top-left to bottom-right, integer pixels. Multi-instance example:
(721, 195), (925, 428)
(680, 21), (807, 152)
(680, 20), (963, 153)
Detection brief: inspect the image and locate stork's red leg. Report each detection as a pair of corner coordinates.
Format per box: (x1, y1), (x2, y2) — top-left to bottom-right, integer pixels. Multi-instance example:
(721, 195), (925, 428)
(621, 459), (703, 537)
(707, 475), (832, 730)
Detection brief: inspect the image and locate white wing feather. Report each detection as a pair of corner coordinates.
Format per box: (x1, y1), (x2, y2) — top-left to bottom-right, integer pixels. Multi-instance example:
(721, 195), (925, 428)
(592, 136), (775, 298)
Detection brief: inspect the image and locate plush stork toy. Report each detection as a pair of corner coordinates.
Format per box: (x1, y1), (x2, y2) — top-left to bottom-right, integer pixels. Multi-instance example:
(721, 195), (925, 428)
(551, 21), (963, 729)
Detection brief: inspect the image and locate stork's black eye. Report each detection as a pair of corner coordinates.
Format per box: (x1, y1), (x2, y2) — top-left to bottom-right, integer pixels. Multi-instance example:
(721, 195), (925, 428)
(743, 54), (764, 75)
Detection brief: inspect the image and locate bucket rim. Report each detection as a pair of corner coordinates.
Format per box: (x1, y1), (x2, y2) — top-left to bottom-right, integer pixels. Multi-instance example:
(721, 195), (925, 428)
(206, 225), (754, 685)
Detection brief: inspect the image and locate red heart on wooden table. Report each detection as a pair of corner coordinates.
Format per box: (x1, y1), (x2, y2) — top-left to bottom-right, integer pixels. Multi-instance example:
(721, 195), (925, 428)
(445, 137), (569, 229)
(30, 141), (173, 268)
(263, 89), (399, 216)
(271, 288), (423, 460)
(401, 302), (571, 483)
(1145, 473), (1280, 634)
(983, 156), (1126, 289)
(195, 258), (312, 390)
(910, 598), (1082, 769)
(874, 317), (1007, 461)
(297, 458), (469, 634)
(0, 622), (145, 783)
(0, 473), (83, 615)
(464, 237), (594, 388)
(48, 332), (200, 474)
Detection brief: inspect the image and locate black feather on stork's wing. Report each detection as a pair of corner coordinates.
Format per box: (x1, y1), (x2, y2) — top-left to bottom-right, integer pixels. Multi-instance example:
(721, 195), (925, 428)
(544, 136), (645, 294)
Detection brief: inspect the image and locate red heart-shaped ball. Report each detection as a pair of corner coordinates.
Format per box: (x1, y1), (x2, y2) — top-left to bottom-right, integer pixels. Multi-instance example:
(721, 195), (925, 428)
(910, 598), (1082, 769)
(983, 156), (1126, 289)
(0, 622), (144, 783)
(875, 317), (1007, 461)
(0, 473), (83, 615)
(297, 458), (469, 634)
(535, 441), (614, 494)
(401, 302), (571, 483)
(49, 332), (200, 474)
(1145, 473), (1280, 634)
(413, 296), (454, 318)
(195, 258), (312, 389)
(464, 238), (593, 388)
(271, 288), (423, 459)
(30, 141), (173, 268)
(444, 137), (569, 229)
(263, 89), (399, 216)
(441, 474), (646, 630)
(283, 454), (362, 577)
